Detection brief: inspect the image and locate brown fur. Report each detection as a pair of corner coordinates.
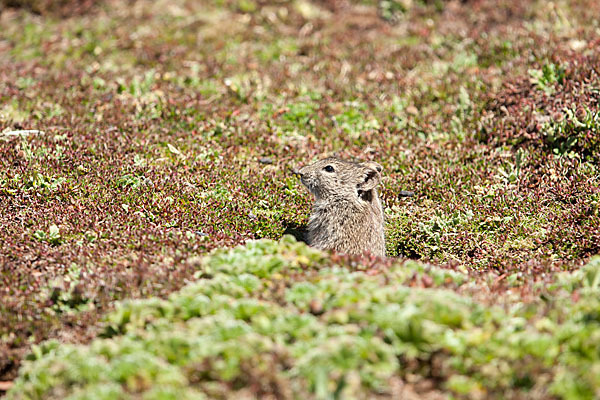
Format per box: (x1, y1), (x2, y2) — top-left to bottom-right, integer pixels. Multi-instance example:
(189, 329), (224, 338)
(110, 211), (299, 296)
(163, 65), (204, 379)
(294, 157), (386, 257)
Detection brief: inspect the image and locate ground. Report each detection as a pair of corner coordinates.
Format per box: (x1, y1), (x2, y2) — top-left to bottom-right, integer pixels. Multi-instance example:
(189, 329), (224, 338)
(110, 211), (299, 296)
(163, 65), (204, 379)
(0, 0), (599, 398)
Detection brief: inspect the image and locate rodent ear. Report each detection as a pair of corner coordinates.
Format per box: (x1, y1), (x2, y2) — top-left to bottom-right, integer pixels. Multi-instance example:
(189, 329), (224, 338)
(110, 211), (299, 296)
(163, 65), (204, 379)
(357, 167), (381, 192)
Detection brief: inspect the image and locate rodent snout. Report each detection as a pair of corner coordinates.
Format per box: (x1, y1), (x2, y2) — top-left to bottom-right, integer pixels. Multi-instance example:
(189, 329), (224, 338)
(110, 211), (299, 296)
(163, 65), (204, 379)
(290, 167), (303, 176)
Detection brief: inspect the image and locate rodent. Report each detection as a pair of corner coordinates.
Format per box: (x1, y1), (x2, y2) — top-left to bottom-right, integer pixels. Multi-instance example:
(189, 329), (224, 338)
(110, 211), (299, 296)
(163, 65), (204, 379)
(293, 157), (386, 257)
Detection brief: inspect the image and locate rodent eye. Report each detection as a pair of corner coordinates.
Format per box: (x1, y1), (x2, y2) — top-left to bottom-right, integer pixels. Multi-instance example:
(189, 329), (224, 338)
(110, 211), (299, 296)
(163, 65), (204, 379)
(323, 165), (335, 173)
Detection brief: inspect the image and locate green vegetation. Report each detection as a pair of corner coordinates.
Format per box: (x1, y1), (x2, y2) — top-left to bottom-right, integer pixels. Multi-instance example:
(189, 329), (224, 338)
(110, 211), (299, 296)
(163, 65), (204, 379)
(1, 0), (599, 397)
(8, 238), (600, 399)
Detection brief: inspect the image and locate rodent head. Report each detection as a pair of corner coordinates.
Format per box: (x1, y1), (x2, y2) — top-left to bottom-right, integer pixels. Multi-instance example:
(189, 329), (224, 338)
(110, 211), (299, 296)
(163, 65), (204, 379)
(295, 157), (383, 203)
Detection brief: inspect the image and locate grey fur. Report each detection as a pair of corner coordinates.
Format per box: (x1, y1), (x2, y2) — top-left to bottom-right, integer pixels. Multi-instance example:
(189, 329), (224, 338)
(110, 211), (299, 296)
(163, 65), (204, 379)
(294, 157), (386, 257)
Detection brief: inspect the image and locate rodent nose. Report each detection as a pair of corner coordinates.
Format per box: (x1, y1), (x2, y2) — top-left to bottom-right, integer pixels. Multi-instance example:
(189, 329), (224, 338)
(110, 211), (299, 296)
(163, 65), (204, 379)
(290, 167), (303, 176)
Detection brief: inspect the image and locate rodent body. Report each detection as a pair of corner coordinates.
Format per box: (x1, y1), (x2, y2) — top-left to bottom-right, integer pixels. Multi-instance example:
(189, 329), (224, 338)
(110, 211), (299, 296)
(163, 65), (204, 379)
(295, 157), (386, 257)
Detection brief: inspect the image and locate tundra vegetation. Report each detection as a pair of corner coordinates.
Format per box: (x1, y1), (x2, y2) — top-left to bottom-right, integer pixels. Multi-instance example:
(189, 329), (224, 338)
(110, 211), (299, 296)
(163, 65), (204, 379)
(0, 0), (599, 398)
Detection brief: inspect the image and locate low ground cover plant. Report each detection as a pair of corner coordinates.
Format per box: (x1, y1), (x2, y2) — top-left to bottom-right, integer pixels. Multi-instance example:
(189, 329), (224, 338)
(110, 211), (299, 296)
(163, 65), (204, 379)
(8, 237), (600, 399)
(1, 0), (599, 397)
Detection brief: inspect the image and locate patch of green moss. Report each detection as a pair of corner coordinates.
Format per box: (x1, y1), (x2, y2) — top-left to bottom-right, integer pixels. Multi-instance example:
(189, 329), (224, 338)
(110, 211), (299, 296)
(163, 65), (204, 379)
(8, 239), (600, 399)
